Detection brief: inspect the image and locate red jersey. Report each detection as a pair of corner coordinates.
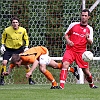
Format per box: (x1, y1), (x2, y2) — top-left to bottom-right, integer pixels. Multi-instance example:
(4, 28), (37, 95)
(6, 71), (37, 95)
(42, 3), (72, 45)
(65, 22), (93, 52)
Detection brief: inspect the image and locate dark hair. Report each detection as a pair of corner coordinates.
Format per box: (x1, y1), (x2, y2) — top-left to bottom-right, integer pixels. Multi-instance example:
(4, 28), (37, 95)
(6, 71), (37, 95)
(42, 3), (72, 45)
(81, 9), (90, 16)
(10, 16), (19, 23)
(11, 54), (20, 64)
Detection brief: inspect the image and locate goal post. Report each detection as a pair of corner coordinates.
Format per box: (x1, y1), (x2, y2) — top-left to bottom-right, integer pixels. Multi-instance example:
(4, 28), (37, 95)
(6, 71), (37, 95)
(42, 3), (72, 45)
(89, 0), (100, 12)
(82, 0), (86, 10)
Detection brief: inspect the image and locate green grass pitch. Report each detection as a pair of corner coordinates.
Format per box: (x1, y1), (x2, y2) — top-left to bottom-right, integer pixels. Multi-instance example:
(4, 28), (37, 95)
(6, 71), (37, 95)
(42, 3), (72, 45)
(0, 83), (100, 100)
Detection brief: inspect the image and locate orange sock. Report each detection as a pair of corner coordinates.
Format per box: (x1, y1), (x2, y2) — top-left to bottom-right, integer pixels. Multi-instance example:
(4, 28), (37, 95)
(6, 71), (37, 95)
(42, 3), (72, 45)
(52, 80), (57, 86)
(44, 70), (57, 86)
(57, 63), (62, 69)
(68, 67), (74, 73)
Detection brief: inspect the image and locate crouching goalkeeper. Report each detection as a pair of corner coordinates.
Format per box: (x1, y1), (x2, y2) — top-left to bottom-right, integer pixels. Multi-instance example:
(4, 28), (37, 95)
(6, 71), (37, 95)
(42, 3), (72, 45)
(3, 46), (79, 89)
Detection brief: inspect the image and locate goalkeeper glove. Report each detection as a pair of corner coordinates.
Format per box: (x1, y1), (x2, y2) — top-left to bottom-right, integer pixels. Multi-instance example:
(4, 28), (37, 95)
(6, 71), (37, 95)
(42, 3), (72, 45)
(0, 44), (6, 54)
(24, 46), (29, 51)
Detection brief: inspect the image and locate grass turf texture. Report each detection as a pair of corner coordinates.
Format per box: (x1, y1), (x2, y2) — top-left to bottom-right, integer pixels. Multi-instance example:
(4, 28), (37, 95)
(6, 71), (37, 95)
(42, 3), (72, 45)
(0, 83), (100, 100)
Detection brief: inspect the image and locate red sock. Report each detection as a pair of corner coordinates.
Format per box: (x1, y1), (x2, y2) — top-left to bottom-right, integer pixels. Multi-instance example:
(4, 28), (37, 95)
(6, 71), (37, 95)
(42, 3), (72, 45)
(60, 69), (68, 89)
(86, 75), (92, 83)
(86, 75), (94, 87)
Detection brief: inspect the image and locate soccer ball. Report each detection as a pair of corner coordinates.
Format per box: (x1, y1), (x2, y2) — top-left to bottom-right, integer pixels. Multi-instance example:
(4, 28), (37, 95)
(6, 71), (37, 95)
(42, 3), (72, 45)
(82, 51), (93, 62)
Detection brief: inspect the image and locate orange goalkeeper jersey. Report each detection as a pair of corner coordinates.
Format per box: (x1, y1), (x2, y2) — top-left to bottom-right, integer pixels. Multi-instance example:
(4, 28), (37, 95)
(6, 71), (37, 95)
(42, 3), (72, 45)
(10, 46), (48, 68)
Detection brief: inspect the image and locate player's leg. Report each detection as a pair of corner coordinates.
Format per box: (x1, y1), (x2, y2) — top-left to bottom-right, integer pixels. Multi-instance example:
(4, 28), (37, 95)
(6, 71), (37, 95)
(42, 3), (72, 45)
(0, 46), (24, 85)
(48, 59), (62, 69)
(76, 53), (98, 89)
(68, 66), (80, 80)
(59, 61), (70, 89)
(39, 64), (58, 89)
(39, 55), (59, 89)
(0, 49), (14, 85)
(82, 68), (98, 88)
(49, 59), (79, 89)
(25, 65), (35, 85)
(59, 50), (74, 89)
(49, 59), (79, 80)
(0, 60), (8, 85)
(59, 65), (79, 89)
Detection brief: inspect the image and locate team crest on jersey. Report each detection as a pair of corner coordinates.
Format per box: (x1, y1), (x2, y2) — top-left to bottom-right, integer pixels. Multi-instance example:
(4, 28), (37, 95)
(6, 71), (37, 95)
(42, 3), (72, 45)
(18, 32), (22, 34)
(83, 29), (86, 32)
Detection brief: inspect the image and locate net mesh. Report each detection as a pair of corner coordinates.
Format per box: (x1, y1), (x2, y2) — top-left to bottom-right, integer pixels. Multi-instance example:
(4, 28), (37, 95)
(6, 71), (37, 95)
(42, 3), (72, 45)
(0, 0), (100, 84)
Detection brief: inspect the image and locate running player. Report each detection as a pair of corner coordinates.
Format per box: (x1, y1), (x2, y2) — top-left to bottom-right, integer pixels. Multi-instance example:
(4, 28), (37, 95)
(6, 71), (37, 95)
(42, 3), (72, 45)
(59, 9), (98, 89)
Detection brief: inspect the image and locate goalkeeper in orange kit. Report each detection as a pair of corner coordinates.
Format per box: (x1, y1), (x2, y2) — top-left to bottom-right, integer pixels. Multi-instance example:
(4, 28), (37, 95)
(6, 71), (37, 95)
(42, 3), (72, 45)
(3, 46), (79, 89)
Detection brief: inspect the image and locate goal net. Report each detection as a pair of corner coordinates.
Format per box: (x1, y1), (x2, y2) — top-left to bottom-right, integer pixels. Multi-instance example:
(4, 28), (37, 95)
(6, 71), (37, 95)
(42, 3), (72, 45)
(0, 0), (100, 85)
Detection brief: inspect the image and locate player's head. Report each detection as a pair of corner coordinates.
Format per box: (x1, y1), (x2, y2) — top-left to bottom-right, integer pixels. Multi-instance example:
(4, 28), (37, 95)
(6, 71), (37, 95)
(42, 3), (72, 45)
(80, 9), (90, 25)
(81, 9), (90, 16)
(10, 16), (20, 30)
(11, 54), (22, 67)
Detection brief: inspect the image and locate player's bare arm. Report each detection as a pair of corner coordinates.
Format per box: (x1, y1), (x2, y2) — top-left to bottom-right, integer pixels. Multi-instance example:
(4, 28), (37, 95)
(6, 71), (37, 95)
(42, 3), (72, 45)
(65, 34), (74, 46)
(86, 33), (93, 45)
(26, 60), (39, 78)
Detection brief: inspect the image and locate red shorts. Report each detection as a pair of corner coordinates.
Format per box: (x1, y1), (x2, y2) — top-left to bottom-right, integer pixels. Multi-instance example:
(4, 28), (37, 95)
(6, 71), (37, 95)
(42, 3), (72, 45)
(62, 49), (89, 68)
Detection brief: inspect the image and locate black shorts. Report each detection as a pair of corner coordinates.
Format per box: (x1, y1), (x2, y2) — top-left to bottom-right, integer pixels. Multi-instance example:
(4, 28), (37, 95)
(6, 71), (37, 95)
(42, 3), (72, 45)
(3, 46), (24, 61)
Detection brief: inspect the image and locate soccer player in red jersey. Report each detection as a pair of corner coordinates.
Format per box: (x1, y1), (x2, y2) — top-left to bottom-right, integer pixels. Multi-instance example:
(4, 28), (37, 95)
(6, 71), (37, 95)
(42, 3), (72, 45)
(59, 9), (98, 89)
(3, 46), (79, 89)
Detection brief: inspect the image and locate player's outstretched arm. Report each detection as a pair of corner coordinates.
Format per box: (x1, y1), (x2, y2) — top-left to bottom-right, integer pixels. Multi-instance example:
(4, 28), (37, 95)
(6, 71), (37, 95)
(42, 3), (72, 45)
(3, 67), (12, 76)
(26, 60), (39, 78)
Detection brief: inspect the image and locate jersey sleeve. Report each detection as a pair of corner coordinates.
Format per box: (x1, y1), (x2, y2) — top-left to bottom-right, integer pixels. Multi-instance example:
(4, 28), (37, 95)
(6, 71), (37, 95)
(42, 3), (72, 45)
(89, 26), (93, 43)
(1, 29), (7, 44)
(23, 29), (29, 46)
(65, 22), (79, 35)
